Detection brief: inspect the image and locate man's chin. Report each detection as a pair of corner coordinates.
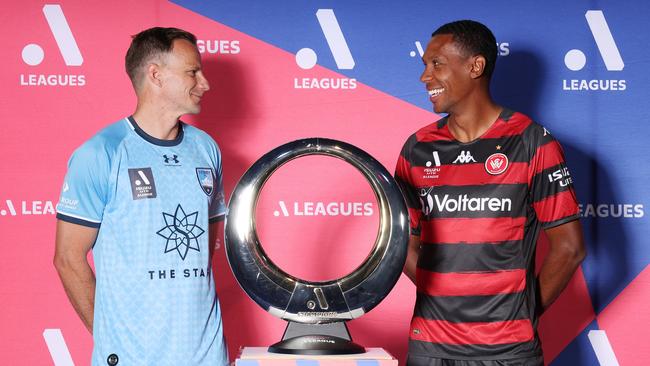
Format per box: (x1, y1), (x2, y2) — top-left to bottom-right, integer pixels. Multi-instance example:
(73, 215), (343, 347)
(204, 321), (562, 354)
(432, 102), (449, 115)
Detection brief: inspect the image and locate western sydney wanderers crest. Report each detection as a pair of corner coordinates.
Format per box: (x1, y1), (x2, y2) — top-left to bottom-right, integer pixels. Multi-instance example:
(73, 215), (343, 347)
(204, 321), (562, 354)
(485, 153), (508, 175)
(196, 168), (214, 196)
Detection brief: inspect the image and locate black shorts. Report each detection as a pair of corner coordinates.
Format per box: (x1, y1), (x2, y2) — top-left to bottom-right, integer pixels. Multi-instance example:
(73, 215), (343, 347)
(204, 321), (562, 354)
(406, 354), (544, 366)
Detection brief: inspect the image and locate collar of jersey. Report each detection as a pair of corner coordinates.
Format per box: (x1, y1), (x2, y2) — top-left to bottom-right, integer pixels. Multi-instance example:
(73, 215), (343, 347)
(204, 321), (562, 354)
(126, 116), (184, 147)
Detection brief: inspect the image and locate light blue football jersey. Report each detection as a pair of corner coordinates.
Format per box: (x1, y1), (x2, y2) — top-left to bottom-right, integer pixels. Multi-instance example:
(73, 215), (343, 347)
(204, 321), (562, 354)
(56, 117), (228, 366)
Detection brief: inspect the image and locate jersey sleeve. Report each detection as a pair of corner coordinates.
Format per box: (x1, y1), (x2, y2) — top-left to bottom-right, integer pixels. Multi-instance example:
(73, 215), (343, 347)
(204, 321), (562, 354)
(208, 140), (226, 223)
(526, 124), (580, 229)
(395, 135), (423, 236)
(56, 140), (111, 227)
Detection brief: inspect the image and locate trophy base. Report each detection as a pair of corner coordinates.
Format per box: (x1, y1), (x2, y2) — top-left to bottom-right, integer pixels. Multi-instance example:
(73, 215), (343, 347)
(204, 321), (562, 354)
(268, 321), (365, 355)
(269, 335), (365, 355)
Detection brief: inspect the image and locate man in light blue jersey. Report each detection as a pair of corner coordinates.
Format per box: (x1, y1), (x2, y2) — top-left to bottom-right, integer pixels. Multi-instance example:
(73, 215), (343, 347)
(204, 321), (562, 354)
(54, 27), (228, 366)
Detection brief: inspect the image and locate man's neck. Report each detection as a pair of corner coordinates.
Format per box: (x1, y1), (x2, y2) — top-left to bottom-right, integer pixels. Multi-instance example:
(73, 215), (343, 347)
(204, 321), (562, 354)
(447, 99), (502, 143)
(132, 104), (181, 141)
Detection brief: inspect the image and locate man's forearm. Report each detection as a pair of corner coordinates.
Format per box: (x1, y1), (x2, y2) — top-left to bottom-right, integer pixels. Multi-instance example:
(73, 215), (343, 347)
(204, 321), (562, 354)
(537, 221), (586, 311)
(404, 235), (421, 284)
(55, 260), (96, 333)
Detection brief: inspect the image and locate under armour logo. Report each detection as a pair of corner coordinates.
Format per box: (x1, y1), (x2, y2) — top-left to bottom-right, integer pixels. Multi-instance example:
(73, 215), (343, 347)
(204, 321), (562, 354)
(452, 151), (476, 164)
(163, 154), (179, 164)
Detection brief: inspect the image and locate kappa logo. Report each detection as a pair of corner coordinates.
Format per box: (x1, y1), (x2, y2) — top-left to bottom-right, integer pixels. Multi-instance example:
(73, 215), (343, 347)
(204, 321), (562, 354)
(293, 9), (357, 90)
(563, 10), (626, 91)
(452, 151), (476, 164)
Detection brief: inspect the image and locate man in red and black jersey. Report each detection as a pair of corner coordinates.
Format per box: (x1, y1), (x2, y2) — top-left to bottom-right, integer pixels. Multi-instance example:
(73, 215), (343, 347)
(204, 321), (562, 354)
(395, 20), (586, 366)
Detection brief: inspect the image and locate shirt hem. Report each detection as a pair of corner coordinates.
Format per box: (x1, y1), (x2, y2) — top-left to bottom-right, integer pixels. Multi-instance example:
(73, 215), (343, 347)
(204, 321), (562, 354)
(408, 350), (543, 361)
(56, 213), (101, 228)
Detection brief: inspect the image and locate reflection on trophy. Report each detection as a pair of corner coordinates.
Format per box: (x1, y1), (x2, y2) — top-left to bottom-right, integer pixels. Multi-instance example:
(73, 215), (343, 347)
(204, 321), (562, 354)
(225, 138), (409, 356)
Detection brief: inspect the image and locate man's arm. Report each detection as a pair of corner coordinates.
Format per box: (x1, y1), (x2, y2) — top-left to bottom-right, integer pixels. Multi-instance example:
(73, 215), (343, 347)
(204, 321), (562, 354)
(537, 219), (586, 312)
(54, 220), (98, 333)
(208, 218), (225, 260)
(404, 235), (421, 284)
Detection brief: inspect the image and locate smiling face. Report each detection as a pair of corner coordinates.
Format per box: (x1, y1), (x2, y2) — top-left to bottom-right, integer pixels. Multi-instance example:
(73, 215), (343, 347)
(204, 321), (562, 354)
(157, 39), (210, 116)
(420, 34), (477, 115)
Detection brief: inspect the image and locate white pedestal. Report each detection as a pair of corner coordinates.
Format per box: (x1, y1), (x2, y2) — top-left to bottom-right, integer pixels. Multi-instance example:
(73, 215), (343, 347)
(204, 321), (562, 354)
(235, 347), (398, 365)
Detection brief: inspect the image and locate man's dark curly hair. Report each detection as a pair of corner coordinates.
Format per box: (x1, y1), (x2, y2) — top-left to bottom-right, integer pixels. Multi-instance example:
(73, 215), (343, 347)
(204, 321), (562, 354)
(432, 20), (498, 79)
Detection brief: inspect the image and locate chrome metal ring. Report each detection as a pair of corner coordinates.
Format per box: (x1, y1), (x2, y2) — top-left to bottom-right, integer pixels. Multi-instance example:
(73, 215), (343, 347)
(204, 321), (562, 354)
(225, 138), (409, 324)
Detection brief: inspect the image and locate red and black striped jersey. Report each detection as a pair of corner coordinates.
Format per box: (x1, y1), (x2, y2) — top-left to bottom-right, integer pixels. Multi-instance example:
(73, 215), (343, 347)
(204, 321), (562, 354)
(395, 109), (580, 360)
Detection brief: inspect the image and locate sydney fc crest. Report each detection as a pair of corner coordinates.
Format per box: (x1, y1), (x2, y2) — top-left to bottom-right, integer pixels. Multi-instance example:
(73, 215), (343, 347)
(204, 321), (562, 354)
(196, 168), (214, 196)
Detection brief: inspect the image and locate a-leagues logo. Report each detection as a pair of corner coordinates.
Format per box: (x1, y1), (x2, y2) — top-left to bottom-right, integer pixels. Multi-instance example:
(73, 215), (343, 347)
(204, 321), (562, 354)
(274, 200), (373, 217)
(423, 151), (441, 179)
(128, 168), (157, 200)
(157, 204), (205, 260)
(410, 41), (510, 59)
(563, 10), (625, 91)
(453, 151), (476, 164)
(20, 4), (86, 87)
(294, 9), (357, 90)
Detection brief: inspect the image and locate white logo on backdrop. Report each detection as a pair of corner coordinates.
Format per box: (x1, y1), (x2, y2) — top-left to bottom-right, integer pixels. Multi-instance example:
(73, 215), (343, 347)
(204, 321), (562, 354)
(294, 9), (357, 90)
(409, 41), (510, 58)
(43, 329), (75, 366)
(563, 10), (626, 91)
(295, 9), (354, 70)
(0, 199), (55, 216)
(273, 200), (373, 217)
(20, 4), (86, 86)
(564, 10), (623, 71)
(22, 4), (83, 66)
(579, 203), (644, 218)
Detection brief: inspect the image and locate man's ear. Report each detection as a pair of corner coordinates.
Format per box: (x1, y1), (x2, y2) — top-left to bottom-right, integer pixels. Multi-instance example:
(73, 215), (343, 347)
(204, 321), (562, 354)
(146, 63), (163, 88)
(469, 55), (487, 79)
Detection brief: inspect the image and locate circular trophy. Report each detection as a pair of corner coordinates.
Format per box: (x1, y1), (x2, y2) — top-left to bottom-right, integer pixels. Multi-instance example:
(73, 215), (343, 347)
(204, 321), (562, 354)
(225, 138), (409, 355)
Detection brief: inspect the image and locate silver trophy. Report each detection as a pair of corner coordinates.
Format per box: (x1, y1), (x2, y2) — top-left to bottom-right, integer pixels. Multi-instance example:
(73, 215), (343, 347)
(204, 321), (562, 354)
(225, 138), (409, 355)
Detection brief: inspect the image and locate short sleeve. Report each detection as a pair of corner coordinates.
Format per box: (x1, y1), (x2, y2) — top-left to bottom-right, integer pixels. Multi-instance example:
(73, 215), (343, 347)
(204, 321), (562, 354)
(395, 136), (423, 235)
(56, 141), (110, 227)
(208, 140), (226, 223)
(526, 124), (580, 229)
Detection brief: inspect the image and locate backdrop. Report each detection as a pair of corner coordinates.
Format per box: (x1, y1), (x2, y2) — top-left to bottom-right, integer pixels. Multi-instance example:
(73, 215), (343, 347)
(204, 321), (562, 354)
(1, 1), (648, 365)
